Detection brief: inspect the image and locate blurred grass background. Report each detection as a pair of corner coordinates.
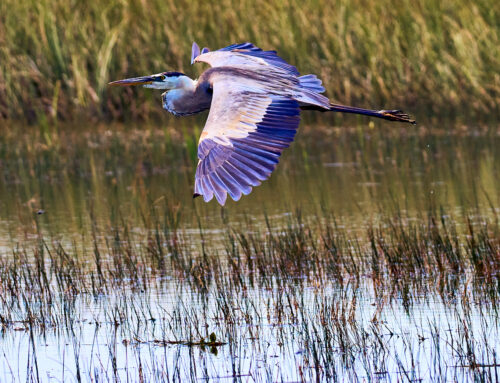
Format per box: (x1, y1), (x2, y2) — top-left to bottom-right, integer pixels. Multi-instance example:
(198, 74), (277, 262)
(0, 0), (499, 123)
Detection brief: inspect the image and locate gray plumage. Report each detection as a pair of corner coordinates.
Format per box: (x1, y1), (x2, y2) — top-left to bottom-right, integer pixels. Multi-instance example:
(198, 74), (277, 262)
(109, 42), (415, 205)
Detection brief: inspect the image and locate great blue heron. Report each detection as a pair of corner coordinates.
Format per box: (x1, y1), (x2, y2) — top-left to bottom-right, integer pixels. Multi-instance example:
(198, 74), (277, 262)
(109, 42), (415, 205)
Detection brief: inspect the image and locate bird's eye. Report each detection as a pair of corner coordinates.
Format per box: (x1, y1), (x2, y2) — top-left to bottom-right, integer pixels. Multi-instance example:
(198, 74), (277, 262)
(158, 75), (166, 81)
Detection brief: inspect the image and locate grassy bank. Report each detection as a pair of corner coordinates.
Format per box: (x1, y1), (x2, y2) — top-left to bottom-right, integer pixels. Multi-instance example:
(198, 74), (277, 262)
(1, 0), (499, 122)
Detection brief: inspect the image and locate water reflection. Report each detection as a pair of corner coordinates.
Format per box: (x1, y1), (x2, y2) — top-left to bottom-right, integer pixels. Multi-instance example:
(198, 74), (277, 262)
(0, 124), (497, 241)
(0, 123), (498, 381)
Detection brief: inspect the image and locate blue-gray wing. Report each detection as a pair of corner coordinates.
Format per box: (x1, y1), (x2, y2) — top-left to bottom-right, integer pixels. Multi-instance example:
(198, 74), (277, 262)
(194, 42), (300, 77)
(192, 43), (331, 204)
(192, 42), (297, 74)
(195, 44), (329, 109)
(215, 43), (300, 76)
(194, 73), (300, 205)
(191, 42), (211, 64)
(191, 43), (200, 64)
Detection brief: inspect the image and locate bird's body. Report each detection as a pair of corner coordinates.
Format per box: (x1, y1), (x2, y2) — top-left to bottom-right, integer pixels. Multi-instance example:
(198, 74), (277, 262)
(161, 78), (211, 116)
(110, 42), (415, 205)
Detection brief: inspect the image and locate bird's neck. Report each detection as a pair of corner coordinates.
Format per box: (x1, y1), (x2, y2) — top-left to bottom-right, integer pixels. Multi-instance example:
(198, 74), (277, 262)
(176, 75), (197, 92)
(162, 77), (212, 116)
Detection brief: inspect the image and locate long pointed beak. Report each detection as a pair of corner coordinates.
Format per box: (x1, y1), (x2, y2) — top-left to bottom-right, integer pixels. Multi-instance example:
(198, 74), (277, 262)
(108, 75), (156, 86)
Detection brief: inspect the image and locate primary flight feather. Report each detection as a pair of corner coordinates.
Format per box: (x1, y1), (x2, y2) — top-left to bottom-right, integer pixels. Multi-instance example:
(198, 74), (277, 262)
(109, 42), (415, 205)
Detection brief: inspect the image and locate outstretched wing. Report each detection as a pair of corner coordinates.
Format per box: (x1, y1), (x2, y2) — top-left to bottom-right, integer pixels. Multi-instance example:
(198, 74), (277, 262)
(194, 71), (301, 205)
(192, 42), (331, 205)
(214, 43), (300, 76)
(194, 42), (300, 77)
(195, 42), (329, 109)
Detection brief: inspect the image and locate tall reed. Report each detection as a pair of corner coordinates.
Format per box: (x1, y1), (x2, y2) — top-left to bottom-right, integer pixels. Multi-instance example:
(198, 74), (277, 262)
(1, 0), (499, 122)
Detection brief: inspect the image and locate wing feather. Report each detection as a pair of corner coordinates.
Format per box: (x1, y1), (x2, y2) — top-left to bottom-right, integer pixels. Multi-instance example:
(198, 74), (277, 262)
(195, 42), (300, 77)
(194, 42), (330, 109)
(192, 42), (331, 204)
(194, 73), (301, 204)
(191, 42), (201, 65)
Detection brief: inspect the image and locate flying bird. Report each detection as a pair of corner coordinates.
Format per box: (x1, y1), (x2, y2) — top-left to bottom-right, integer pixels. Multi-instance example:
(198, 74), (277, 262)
(109, 42), (415, 205)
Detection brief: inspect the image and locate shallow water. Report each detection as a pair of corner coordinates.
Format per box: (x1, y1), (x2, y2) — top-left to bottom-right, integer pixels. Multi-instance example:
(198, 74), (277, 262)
(2, 287), (498, 382)
(1, 123), (497, 237)
(0, 122), (498, 382)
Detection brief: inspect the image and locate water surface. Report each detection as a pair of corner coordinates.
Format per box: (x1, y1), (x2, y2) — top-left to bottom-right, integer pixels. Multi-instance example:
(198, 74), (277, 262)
(0, 122), (498, 382)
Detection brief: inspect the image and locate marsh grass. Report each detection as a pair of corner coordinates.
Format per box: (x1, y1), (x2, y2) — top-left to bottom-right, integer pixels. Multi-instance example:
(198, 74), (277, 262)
(0, 199), (499, 381)
(1, 0), (499, 122)
(0, 123), (498, 381)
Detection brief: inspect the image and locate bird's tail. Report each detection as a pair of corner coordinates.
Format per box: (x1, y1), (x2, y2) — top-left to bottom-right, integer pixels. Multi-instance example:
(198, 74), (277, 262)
(298, 74), (325, 93)
(328, 103), (416, 124)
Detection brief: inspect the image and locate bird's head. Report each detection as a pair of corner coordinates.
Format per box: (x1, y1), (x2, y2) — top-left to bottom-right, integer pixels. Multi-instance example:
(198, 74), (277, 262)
(108, 71), (188, 90)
